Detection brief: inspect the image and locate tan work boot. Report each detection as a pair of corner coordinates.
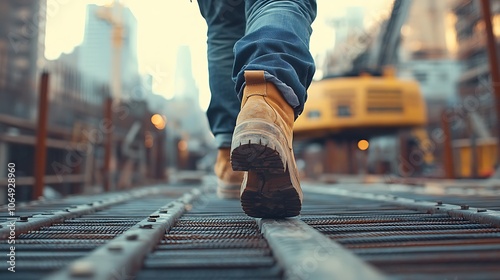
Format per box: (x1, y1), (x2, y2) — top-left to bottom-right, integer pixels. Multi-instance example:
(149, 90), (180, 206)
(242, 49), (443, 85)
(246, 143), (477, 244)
(231, 70), (302, 218)
(214, 148), (244, 199)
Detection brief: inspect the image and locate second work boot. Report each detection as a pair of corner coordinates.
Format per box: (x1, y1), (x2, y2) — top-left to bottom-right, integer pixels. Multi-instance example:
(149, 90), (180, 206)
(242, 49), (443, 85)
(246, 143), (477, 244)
(231, 70), (302, 218)
(214, 148), (244, 199)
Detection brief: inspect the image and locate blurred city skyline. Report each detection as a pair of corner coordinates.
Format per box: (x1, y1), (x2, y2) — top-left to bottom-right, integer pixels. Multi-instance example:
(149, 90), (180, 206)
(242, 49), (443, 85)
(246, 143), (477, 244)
(44, 0), (392, 110)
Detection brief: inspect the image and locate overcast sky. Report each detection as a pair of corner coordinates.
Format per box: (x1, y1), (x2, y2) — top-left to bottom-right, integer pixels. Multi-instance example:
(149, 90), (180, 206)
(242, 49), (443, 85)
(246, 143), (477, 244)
(45, 0), (392, 110)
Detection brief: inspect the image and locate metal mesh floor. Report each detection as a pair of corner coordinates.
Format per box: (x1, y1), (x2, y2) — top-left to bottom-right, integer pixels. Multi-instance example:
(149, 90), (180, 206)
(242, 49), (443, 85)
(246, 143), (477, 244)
(1, 183), (499, 280)
(137, 196), (282, 280)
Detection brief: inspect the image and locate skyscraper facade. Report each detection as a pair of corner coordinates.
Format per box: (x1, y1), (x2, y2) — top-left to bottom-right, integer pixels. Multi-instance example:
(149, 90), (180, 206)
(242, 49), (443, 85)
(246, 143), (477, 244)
(0, 0), (46, 119)
(166, 46), (213, 159)
(79, 3), (139, 100)
(453, 0), (500, 137)
(398, 0), (463, 127)
(173, 45), (199, 102)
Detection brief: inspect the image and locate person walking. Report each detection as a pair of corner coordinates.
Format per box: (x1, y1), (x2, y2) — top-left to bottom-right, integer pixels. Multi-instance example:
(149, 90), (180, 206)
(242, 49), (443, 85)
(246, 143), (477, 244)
(197, 0), (317, 218)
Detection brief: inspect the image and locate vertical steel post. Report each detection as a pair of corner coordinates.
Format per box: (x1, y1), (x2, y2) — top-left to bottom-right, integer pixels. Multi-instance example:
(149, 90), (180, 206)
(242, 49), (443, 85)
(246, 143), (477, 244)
(156, 131), (167, 180)
(33, 72), (49, 200)
(468, 116), (479, 178)
(148, 130), (156, 180)
(103, 97), (113, 192)
(442, 110), (455, 179)
(398, 130), (410, 177)
(0, 141), (8, 203)
(323, 139), (335, 174)
(83, 142), (94, 192)
(348, 140), (358, 174)
(480, 0), (500, 167)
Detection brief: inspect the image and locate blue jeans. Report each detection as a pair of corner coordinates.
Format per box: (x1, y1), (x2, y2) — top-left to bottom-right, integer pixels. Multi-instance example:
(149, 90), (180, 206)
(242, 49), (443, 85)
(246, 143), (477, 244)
(197, 0), (317, 148)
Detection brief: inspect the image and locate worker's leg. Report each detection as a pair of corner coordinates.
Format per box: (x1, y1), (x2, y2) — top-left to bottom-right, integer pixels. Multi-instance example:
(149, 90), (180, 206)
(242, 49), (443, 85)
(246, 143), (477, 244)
(197, 0), (246, 147)
(197, 0), (246, 198)
(231, 0), (317, 217)
(233, 0), (317, 118)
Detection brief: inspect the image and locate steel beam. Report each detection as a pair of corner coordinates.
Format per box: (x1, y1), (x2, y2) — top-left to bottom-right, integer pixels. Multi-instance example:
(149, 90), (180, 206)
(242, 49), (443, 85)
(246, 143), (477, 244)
(0, 114), (71, 137)
(305, 185), (500, 227)
(0, 187), (165, 239)
(103, 97), (113, 192)
(259, 218), (387, 280)
(46, 188), (203, 280)
(441, 110), (455, 179)
(480, 0), (500, 169)
(33, 72), (50, 200)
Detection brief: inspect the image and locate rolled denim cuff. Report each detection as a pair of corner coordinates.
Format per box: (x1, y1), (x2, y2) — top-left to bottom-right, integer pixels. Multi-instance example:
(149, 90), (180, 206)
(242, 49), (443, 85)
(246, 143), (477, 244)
(215, 133), (233, 148)
(238, 71), (300, 118)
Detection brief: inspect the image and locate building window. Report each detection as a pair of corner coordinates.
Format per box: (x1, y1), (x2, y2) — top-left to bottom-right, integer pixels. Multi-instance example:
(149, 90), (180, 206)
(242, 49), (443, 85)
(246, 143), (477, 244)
(413, 71), (428, 83)
(337, 105), (352, 117)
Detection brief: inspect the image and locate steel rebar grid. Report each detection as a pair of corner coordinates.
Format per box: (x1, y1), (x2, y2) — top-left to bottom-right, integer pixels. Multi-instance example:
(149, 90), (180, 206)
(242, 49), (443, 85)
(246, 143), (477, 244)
(47, 188), (204, 280)
(303, 184), (500, 279)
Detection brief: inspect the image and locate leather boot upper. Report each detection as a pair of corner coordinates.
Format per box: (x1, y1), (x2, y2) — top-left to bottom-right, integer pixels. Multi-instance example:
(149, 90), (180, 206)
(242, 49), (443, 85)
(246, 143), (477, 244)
(237, 71), (295, 149)
(214, 148), (243, 186)
(232, 70), (303, 216)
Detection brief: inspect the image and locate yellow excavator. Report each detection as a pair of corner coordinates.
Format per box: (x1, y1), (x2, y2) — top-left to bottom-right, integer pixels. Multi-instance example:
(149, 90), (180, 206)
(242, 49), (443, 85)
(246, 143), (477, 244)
(293, 0), (429, 177)
(294, 68), (426, 138)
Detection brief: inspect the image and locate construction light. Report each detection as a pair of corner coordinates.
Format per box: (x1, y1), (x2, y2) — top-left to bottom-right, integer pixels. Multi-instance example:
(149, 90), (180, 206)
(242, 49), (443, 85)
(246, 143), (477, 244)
(151, 114), (167, 130)
(145, 131), (154, 148)
(358, 139), (369, 151)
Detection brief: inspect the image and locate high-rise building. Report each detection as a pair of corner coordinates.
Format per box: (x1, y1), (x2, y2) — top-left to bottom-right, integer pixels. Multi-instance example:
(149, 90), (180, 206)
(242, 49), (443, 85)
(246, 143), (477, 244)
(453, 0), (500, 137)
(323, 6), (367, 75)
(166, 46), (213, 158)
(402, 0), (459, 60)
(0, 0), (47, 119)
(173, 45), (199, 102)
(79, 3), (139, 99)
(398, 0), (463, 130)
